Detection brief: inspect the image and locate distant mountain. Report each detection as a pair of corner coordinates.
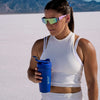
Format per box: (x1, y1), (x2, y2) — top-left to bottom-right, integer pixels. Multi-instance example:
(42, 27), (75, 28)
(71, 0), (100, 12)
(0, 0), (100, 14)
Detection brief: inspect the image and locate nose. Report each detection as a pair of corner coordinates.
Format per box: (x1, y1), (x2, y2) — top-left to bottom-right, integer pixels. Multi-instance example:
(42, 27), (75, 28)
(46, 21), (52, 30)
(46, 21), (54, 28)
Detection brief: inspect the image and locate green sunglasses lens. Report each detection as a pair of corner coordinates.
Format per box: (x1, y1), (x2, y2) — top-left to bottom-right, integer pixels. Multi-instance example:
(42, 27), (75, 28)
(42, 18), (58, 24)
(48, 18), (58, 24)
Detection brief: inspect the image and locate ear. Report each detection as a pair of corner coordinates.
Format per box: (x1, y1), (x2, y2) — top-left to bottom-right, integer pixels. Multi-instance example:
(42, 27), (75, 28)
(66, 14), (70, 23)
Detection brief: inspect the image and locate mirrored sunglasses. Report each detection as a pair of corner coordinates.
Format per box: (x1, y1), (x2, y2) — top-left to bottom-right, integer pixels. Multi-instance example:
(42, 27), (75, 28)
(42, 15), (66, 25)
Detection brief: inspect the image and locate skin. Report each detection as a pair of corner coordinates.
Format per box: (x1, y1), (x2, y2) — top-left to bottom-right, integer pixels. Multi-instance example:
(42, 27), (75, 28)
(27, 9), (98, 100)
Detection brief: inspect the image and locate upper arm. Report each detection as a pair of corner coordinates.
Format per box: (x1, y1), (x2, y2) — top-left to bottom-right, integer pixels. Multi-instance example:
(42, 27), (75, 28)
(80, 39), (98, 88)
(28, 39), (44, 70)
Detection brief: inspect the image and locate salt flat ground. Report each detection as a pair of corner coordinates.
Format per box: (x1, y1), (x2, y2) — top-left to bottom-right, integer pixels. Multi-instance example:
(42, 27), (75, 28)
(0, 12), (100, 100)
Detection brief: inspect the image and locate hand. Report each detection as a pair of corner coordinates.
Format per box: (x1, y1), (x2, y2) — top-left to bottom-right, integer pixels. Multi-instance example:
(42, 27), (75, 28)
(34, 67), (43, 83)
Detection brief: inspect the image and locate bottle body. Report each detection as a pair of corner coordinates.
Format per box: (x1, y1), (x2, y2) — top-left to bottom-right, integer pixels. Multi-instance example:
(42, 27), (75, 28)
(37, 59), (52, 93)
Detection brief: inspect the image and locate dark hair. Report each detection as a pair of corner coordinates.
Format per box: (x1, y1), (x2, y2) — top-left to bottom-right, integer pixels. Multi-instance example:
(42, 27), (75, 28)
(44, 0), (74, 32)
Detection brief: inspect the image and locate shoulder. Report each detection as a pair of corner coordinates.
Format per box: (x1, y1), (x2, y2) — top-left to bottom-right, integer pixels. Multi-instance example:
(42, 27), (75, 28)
(79, 38), (95, 52)
(31, 35), (51, 57)
(32, 38), (43, 51)
(74, 34), (95, 50)
(79, 38), (96, 60)
(34, 35), (51, 46)
(33, 35), (51, 48)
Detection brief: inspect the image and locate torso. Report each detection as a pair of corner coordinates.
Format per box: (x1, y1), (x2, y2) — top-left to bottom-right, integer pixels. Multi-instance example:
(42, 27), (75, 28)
(36, 33), (84, 93)
(37, 34), (83, 64)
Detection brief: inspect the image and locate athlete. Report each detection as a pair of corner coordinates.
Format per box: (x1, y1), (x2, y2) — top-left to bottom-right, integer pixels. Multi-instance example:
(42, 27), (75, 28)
(27, 0), (98, 100)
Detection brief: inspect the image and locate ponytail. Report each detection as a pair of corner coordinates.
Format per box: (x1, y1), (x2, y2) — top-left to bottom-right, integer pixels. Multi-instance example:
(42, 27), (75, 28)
(68, 7), (74, 32)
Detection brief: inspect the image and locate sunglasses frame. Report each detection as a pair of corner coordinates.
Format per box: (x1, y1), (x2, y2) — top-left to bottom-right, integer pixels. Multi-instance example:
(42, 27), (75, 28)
(42, 15), (66, 25)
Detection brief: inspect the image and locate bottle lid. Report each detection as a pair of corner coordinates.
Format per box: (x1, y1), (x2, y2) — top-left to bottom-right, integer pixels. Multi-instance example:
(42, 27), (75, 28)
(33, 56), (50, 64)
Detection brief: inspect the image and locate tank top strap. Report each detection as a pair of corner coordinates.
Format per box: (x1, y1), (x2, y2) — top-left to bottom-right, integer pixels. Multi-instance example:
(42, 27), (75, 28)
(74, 37), (82, 50)
(73, 34), (83, 66)
(43, 37), (47, 52)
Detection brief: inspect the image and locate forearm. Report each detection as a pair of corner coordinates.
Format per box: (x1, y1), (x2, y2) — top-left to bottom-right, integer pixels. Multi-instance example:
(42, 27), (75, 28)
(88, 82), (98, 100)
(27, 68), (36, 82)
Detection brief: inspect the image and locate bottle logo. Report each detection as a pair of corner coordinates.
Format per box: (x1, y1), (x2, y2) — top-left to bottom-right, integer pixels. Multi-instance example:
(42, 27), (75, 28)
(47, 76), (50, 84)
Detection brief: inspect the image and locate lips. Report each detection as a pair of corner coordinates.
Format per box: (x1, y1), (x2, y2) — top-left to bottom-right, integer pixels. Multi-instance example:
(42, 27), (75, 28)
(49, 29), (55, 32)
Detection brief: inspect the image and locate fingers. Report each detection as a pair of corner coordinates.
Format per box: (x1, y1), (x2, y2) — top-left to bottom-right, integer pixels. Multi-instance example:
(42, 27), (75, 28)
(35, 71), (42, 76)
(34, 78), (42, 83)
(34, 75), (43, 80)
(34, 67), (42, 83)
(35, 67), (38, 71)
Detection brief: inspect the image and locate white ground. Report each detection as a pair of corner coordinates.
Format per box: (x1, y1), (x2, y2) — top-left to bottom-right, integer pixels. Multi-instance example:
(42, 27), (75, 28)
(0, 12), (100, 100)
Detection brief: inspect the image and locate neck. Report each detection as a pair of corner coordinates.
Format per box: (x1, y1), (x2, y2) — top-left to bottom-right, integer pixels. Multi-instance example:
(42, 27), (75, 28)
(55, 26), (71, 40)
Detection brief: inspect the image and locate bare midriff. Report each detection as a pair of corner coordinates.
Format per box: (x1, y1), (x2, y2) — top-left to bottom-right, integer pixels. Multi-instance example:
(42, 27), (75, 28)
(50, 86), (81, 93)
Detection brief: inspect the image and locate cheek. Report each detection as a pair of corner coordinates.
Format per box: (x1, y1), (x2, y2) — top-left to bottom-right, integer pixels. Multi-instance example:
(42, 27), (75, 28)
(55, 22), (65, 32)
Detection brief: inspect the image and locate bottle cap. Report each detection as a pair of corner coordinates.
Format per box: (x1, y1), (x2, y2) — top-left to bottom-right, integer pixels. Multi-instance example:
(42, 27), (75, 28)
(33, 56), (50, 64)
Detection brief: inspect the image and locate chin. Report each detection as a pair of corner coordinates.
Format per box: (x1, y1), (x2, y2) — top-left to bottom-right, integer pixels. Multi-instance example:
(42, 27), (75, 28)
(50, 31), (57, 36)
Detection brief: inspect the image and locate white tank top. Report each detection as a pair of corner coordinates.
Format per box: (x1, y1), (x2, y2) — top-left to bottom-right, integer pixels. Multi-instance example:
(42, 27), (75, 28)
(40, 32), (83, 87)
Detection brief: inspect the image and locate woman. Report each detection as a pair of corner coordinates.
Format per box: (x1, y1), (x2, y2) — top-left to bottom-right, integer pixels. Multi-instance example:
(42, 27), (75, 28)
(27, 0), (98, 100)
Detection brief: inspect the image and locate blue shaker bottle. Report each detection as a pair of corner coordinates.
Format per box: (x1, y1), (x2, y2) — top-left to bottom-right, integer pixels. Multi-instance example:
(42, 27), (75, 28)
(33, 56), (52, 93)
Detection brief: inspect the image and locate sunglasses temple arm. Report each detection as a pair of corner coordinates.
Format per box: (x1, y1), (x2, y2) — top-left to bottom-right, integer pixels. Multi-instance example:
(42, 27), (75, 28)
(59, 15), (66, 20)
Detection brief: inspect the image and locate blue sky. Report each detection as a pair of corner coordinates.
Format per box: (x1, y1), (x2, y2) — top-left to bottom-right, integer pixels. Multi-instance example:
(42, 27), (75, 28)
(84, 0), (100, 2)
